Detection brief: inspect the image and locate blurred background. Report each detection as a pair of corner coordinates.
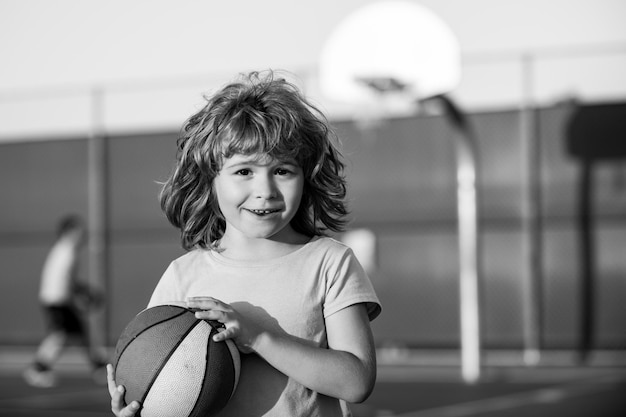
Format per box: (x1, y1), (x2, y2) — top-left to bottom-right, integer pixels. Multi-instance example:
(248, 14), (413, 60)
(1, 0), (625, 373)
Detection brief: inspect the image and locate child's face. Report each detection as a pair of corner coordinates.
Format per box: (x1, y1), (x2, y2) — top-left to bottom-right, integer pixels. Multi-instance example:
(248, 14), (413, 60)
(213, 153), (304, 243)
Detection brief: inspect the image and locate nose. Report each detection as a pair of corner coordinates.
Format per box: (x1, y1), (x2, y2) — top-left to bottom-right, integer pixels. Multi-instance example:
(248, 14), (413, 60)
(254, 174), (278, 199)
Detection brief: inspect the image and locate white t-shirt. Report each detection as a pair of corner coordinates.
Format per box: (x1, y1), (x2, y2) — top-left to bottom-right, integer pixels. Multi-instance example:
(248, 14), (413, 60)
(39, 236), (77, 305)
(148, 236), (381, 417)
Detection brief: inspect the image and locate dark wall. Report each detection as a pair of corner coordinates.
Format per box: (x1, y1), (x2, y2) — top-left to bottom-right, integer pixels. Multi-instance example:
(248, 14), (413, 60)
(0, 140), (90, 341)
(1, 103), (624, 351)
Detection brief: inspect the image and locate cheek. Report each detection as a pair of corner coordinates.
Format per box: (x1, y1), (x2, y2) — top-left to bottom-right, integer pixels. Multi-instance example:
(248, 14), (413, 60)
(212, 179), (232, 213)
(215, 187), (235, 212)
(289, 181), (305, 210)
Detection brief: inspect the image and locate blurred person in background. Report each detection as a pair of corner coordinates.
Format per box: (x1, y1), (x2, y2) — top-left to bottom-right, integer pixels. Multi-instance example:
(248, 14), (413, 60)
(23, 214), (107, 387)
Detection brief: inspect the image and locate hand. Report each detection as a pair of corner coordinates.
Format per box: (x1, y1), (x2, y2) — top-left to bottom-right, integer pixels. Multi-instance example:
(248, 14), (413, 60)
(187, 297), (261, 354)
(106, 364), (141, 417)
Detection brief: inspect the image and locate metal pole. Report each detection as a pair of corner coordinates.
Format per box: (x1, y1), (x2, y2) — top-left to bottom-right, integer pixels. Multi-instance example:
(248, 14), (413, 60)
(456, 133), (481, 383)
(520, 53), (543, 366)
(578, 157), (594, 363)
(88, 87), (109, 353)
(436, 95), (482, 384)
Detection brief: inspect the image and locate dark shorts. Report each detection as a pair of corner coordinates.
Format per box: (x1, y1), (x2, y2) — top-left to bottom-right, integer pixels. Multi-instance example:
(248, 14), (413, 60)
(43, 305), (85, 335)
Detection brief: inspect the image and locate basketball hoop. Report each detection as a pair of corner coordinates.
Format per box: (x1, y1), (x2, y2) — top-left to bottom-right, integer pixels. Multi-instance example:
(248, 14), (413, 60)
(319, 0), (483, 384)
(319, 0), (461, 112)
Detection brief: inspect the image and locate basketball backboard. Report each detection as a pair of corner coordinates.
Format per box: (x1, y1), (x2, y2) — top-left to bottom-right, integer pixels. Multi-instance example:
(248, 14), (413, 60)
(319, 0), (461, 114)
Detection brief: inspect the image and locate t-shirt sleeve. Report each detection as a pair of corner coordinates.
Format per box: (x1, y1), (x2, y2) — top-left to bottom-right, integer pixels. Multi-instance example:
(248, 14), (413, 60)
(147, 262), (185, 308)
(323, 247), (381, 321)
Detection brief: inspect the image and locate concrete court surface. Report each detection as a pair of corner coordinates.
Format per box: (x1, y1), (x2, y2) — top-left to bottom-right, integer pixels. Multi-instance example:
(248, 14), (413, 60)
(0, 347), (625, 417)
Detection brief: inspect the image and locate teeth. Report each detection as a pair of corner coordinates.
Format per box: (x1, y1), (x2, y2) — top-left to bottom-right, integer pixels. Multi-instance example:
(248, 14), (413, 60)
(250, 209), (275, 214)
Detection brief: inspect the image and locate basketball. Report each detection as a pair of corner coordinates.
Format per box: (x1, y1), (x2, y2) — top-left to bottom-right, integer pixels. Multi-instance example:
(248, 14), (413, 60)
(113, 305), (240, 417)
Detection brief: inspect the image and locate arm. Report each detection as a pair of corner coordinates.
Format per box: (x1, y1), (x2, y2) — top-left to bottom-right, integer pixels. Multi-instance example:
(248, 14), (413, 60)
(256, 303), (376, 403)
(188, 297), (376, 404)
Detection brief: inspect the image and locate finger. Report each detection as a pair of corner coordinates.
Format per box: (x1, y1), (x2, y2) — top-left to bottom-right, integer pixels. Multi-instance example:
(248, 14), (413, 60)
(187, 296), (216, 301)
(186, 297), (221, 309)
(187, 296), (218, 304)
(213, 325), (237, 342)
(194, 309), (227, 321)
(107, 364), (118, 396)
(121, 401), (141, 417)
(111, 385), (126, 412)
(111, 385), (141, 417)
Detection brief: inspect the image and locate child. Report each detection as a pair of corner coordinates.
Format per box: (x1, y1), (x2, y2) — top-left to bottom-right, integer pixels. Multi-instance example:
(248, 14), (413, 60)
(107, 70), (381, 416)
(24, 215), (106, 387)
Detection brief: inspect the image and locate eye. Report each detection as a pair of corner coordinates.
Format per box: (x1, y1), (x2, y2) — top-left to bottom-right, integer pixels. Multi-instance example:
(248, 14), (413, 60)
(276, 165), (301, 176)
(275, 168), (291, 176)
(235, 168), (252, 176)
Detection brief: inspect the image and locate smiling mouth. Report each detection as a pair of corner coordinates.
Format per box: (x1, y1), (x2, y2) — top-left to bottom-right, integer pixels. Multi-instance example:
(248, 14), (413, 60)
(246, 208), (281, 216)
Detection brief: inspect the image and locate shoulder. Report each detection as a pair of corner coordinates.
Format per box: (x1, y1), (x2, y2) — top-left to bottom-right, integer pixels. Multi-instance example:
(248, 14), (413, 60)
(307, 236), (352, 256)
(297, 237), (359, 269)
(303, 237), (366, 277)
(149, 249), (214, 307)
(170, 248), (207, 264)
(165, 249), (213, 276)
